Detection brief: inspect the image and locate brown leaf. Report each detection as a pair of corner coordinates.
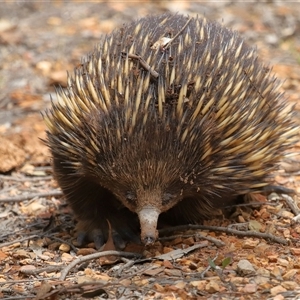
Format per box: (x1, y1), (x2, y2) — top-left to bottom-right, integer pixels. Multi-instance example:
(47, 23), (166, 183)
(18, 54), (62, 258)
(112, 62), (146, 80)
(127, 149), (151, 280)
(35, 283), (52, 300)
(143, 267), (164, 276)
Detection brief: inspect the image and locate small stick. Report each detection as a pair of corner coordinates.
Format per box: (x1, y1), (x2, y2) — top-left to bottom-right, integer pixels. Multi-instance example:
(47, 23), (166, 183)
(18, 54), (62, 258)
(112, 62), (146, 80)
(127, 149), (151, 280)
(0, 175), (53, 182)
(121, 52), (159, 78)
(198, 253), (218, 279)
(163, 17), (192, 50)
(59, 250), (142, 281)
(159, 224), (288, 245)
(20, 265), (64, 275)
(0, 235), (39, 248)
(281, 194), (300, 215)
(0, 190), (63, 202)
(117, 258), (136, 276)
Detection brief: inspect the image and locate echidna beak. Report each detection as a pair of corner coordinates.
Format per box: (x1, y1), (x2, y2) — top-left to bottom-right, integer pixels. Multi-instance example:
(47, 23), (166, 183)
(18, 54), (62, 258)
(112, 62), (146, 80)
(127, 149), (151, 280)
(138, 206), (160, 245)
(143, 236), (156, 246)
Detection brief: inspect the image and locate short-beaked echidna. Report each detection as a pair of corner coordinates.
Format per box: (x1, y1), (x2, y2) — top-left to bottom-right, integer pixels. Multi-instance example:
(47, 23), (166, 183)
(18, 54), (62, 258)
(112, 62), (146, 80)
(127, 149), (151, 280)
(44, 14), (298, 247)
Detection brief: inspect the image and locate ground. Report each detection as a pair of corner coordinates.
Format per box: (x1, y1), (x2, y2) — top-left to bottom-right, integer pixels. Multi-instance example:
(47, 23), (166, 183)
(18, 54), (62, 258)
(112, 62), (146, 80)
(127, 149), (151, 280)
(0, 1), (300, 299)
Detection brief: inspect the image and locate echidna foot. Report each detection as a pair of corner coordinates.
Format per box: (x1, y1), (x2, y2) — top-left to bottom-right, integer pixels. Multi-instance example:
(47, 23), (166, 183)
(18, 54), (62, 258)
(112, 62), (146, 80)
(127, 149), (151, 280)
(75, 220), (140, 250)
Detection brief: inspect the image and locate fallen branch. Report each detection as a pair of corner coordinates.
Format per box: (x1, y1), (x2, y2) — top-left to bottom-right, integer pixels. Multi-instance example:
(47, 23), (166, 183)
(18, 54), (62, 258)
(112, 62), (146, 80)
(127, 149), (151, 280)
(0, 190), (63, 202)
(282, 193), (300, 216)
(59, 251), (143, 281)
(159, 224), (288, 245)
(0, 175), (53, 182)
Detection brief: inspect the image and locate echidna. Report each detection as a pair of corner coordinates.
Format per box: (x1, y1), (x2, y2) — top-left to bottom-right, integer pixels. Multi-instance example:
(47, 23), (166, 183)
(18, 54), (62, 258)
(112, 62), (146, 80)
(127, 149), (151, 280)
(44, 14), (298, 248)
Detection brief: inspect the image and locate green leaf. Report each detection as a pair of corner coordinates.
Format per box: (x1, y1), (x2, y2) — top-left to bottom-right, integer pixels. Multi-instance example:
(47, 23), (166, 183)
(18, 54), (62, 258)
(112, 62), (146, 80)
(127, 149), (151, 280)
(208, 257), (217, 269)
(221, 257), (231, 269)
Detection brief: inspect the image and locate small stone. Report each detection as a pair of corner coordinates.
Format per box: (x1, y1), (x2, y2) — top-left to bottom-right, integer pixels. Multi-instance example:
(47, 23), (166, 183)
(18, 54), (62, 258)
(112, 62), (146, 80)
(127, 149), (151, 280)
(283, 229), (291, 238)
(242, 283), (257, 293)
(280, 210), (294, 219)
(0, 19), (15, 31)
(190, 280), (206, 291)
(13, 250), (30, 259)
(256, 267), (270, 277)
(271, 266), (283, 280)
(270, 285), (287, 296)
(174, 281), (186, 289)
(61, 252), (73, 262)
(259, 282), (272, 290)
(281, 281), (299, 290)
(182, 236), (195, 245)
(205, 281), (220, 293)
(164, 268), (182, 277)
(237, 259), (256, 276)
(282, 269), (297, 280)
(230, 277), (247, 284)
(290, 248), (300, 256)
(265, 34), (279, 46)
(153, 283), (164, 292)
(163, 247), (174, 254)
(243, 239), (260, 249)
(19, 265), (36, 273)
(268, 192), (280, 201)
(59, 243), (70, 253)
(48, 242), (61, 251)
(119, 279), (131, 287)
(237, 215), (245, 223)
(254, 275), (269, 285)
(77, 248), (97, 256)
(38, 254), (50, 260)
(277, 258), (289, 267)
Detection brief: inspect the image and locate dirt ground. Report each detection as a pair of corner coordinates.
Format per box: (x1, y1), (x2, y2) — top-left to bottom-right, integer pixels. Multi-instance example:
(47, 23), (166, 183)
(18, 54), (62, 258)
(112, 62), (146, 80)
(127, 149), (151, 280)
(0, 1), (300, 299)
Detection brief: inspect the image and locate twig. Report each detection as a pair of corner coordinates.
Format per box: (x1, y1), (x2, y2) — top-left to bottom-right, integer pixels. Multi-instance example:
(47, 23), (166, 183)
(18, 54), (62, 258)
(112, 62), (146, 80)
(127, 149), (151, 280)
(159, 224), (288, 245)
(0, 175), (53, 182)
(121, 17), (192, 80)
(0, 296), (35, 300)
(163, 16), (192, 50)
(0, 190), (63, 202)
(117, 258), (136, 276)
(0, 235), (39, 248)
(121, 52), (159, 78)
(195, 233), (225, 247)
(20, 265), (64, 275)
(0, 183), (22, 195)
(154, 243), (207, 261)
(281, 194), (300, 215)
(59, 250), (143, 280)
(0, 278), (58, 286)
(198, 253), (218, 279)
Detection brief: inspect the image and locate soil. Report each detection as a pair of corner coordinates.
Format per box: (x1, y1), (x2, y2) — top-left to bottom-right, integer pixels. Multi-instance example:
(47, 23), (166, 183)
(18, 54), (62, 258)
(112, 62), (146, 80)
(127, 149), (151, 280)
(0, 1), (300, 299)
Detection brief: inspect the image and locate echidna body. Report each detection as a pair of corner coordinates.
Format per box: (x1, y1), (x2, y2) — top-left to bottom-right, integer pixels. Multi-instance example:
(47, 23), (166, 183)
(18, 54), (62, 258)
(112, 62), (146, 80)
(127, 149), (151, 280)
(44, 14), (298, 247)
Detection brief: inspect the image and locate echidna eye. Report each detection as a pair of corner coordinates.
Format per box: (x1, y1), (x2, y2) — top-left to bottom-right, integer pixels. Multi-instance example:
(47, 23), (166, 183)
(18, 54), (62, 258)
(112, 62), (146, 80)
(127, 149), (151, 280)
(125, 191), (137, 204)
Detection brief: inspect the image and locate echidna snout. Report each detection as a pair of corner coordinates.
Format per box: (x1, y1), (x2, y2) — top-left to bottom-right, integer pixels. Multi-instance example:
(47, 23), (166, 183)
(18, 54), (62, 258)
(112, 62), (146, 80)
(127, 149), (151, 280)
(138, 206), (160, 245)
